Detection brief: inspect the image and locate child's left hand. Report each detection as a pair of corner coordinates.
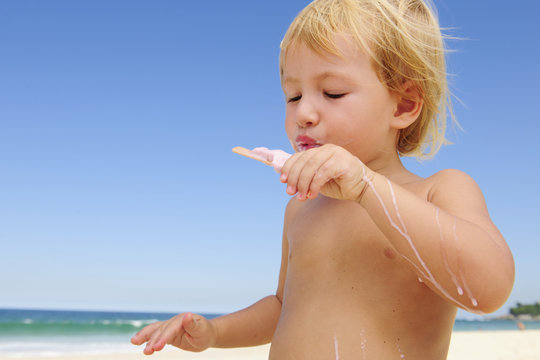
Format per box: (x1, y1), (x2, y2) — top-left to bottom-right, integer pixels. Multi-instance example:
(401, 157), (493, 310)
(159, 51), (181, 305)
(280, 144), (369, 201)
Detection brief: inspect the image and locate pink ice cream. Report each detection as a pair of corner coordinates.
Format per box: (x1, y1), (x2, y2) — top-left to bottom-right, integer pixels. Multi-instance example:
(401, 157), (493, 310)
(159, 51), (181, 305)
(249, 147), (292, 172)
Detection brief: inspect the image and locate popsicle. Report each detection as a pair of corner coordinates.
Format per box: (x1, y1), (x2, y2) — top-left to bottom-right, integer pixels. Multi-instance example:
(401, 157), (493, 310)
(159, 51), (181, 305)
(232, 146), (292, 172)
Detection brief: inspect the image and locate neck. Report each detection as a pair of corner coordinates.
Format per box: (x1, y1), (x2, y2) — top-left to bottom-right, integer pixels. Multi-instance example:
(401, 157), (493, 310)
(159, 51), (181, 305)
(364, 149), (418, 185)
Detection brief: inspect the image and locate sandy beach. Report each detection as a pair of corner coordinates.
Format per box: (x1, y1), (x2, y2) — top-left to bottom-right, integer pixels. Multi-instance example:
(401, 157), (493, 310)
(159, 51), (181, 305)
(447, 330), (540, 360)
(1, 330), (539, 360)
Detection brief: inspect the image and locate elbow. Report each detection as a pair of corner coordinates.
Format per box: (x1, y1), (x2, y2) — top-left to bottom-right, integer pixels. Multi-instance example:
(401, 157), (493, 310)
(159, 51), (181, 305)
(465, 230), (515, 314)
(471, 256), (515, 314)
(475, 286), (514, 315)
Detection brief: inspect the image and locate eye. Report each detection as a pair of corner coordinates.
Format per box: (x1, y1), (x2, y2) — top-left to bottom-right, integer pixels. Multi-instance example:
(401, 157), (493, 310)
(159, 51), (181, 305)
(287, 95), (302, 103)
(324, 92), (346, 99)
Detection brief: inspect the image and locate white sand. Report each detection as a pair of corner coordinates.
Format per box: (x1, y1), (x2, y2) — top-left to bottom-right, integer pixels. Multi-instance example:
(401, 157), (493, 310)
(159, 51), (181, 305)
(1, 330), (539, 360)
(447, 330), (540, 360)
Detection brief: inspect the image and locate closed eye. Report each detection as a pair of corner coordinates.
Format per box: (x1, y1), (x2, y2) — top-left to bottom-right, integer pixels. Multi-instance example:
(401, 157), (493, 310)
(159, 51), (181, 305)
(287, 95), (302, 103)
(324, 92), (346, 99)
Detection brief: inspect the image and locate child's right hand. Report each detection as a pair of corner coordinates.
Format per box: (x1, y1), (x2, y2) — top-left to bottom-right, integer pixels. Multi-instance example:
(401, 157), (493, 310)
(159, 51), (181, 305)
(130, 312), (217, 355)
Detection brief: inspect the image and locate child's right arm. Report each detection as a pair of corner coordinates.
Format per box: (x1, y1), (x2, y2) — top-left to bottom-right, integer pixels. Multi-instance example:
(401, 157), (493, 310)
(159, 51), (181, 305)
(131, 296), (281, 355)
(131, 210), (291, 355)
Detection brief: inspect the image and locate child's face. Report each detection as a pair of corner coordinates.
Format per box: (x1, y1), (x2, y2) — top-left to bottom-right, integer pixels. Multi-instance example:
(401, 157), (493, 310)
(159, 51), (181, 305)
(281, 36), (399, 164)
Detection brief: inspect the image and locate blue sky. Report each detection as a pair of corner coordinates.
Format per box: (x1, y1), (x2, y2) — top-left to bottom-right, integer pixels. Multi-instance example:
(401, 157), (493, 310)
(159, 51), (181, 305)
(0, 0), (538, 319)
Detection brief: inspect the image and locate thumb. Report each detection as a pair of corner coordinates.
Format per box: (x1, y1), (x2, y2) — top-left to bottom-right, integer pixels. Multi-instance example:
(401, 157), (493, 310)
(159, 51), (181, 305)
(182, 312), (199, 335)
(181, 312), (215, 351)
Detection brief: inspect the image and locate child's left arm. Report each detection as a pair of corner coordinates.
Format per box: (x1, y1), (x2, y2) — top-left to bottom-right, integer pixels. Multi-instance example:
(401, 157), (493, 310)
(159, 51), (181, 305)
(280, 144), (514, 314)
(361, 166), (514, 314)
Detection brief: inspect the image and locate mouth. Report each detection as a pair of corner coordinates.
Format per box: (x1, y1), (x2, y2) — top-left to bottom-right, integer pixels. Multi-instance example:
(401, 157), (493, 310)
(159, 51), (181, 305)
(296, 135), (322, 152)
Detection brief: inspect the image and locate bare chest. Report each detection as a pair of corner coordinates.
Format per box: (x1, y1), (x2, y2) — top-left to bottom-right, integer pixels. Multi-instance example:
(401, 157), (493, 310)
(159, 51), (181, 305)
(282, 194), (438, 312)
(287, 197), (399, 274)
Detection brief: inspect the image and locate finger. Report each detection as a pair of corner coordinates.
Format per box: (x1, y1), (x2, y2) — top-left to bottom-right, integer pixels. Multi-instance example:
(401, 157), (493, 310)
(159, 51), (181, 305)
(151, 314), (186, 352)
(282, 150), (315, 196)
(307, 156), (341, 199)
(279, 150), (302, 184)
(145, 314), (184, 354)
(144, 325), (166, 355)
(182, 312), (196, 334)
(295, 149), (335, 200)
(181, 313), (207, 350)
(131, 321), (163, 345)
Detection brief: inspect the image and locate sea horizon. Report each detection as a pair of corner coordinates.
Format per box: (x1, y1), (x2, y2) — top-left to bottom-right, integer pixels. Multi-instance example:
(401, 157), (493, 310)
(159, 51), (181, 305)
(0, 305), (528, 321)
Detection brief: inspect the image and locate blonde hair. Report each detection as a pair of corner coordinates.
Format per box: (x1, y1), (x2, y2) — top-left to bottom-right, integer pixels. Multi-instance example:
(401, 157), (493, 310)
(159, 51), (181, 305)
(280, 0), (453, 158)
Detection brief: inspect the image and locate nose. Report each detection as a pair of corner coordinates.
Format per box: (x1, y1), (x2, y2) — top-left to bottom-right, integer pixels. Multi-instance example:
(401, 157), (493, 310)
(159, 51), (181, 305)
(295, 97), (320, 128)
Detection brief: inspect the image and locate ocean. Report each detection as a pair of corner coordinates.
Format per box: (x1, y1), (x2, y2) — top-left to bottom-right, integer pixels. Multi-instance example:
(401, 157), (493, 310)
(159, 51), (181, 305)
(0, 308), (219, 358)
(1, 308), (539, 358)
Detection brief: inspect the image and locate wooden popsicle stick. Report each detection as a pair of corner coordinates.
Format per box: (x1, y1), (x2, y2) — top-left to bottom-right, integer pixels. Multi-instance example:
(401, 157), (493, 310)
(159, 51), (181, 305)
(232, 146), (273, 166)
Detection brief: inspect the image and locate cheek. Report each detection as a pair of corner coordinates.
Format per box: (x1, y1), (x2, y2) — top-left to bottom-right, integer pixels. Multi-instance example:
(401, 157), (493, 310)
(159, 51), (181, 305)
(326, 111), (374, 150)
(284, 110), (300, 152)
(330, 121), (363, 147)
(284, 110), (295, 136)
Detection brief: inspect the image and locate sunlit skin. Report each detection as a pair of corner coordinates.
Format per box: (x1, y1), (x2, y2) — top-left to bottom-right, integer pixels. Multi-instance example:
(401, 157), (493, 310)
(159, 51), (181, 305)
(131, 36), (514, 359)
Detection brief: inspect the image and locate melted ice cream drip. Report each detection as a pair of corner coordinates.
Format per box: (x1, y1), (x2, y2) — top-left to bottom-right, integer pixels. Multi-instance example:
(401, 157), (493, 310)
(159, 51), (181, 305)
(249, 147), (291, 172)
(453, 217), (478, 307)
(333, 334), (340, 360)
(436, 208), (464, 296)
(359, 330), (367, 360)
(396, 341), (406, 359)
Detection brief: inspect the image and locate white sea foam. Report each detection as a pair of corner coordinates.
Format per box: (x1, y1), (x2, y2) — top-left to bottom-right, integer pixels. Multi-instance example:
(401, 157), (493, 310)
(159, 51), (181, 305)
(0, 336), (138, 358)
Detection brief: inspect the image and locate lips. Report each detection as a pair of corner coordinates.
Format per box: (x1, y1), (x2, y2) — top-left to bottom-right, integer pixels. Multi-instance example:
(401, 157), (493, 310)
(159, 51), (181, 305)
(296, 135), (322, 152)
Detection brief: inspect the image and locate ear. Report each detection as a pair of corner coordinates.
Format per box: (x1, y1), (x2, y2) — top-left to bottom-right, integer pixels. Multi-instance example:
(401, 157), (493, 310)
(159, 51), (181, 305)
(391, 81), (424, 130)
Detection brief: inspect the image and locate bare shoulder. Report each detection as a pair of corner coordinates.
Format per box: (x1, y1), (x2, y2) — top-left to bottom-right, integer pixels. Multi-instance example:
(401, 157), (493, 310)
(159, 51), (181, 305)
(425, 168), (496, 228)
(423, 168), (511, 254)
(428, 168), (478, 185)
(426, 169), (486, 207)
(284, 197), (303, 223)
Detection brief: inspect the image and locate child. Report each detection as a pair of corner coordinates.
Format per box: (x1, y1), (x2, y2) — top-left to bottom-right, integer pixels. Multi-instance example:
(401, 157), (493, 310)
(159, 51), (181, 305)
(131, 0), (514, 358)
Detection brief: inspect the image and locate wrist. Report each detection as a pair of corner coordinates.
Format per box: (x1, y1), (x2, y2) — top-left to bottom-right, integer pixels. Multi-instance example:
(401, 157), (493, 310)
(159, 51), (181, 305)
(356, 166), (375, 205)
(208, 317), (221, 348)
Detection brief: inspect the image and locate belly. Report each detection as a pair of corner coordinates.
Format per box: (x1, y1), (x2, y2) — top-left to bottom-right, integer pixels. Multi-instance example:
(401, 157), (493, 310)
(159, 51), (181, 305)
(270, 286), (455, 360)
